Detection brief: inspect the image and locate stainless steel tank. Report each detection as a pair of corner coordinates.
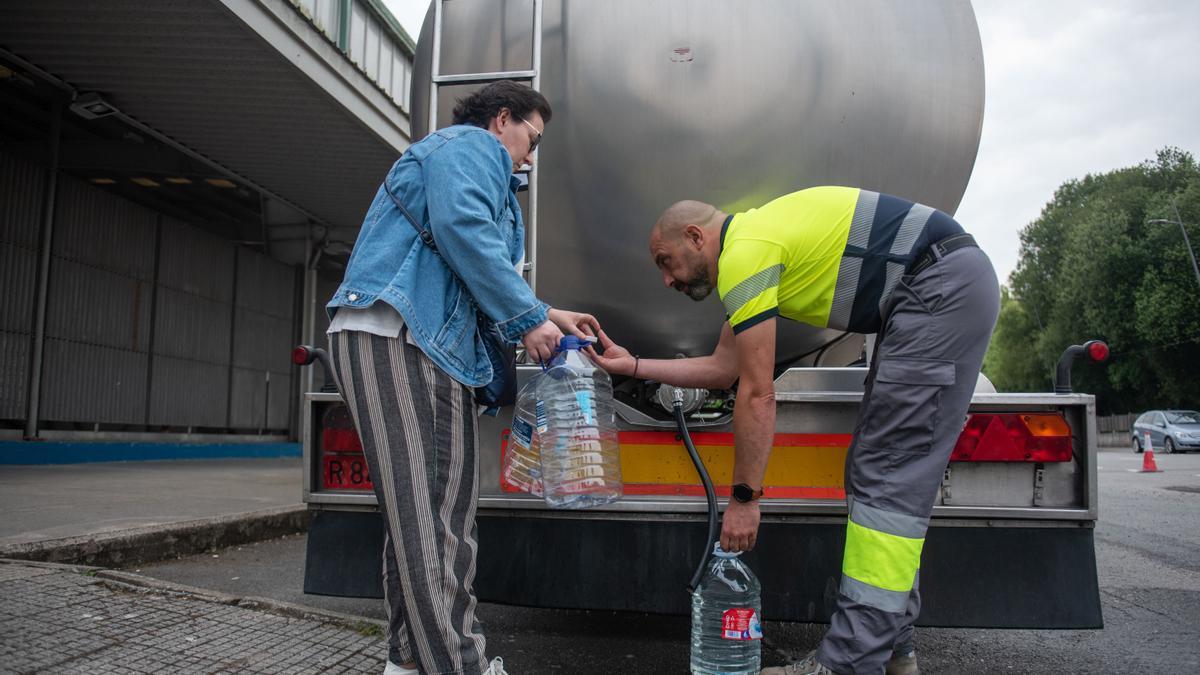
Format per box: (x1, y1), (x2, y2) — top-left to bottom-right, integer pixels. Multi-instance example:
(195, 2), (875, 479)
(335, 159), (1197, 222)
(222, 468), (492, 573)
(411, 0), (984, 361)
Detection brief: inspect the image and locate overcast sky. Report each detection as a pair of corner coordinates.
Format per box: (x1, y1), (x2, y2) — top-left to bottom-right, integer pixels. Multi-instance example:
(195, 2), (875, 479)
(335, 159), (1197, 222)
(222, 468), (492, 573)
(383, 0), (1200, 285)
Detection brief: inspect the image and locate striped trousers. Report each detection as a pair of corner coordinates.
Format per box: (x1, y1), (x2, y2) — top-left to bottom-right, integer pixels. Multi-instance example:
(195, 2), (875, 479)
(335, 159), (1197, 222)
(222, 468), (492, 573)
(329, 329), (488, 675)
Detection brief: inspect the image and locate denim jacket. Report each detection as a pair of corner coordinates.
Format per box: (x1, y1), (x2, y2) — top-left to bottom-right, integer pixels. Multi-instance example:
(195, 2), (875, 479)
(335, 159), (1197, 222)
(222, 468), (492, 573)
(327, 125), (548, 387)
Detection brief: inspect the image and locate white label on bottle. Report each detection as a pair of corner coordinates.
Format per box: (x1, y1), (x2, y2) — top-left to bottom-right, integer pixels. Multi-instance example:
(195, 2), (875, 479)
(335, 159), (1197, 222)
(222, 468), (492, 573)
(511, 417), (533, 450)
(535, 400), (548, 433)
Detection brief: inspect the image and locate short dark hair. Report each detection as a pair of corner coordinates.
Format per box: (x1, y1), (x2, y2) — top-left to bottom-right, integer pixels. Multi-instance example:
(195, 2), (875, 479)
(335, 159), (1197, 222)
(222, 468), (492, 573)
(451, 80), (552, 128)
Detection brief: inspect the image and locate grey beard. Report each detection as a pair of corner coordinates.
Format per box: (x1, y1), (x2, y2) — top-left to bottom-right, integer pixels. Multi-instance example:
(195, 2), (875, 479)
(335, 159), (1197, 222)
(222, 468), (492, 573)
(685, 280), (713, 301)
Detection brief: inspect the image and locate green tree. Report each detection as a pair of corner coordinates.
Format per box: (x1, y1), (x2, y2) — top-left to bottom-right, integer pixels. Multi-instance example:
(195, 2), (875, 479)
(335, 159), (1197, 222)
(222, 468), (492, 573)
(985, 148), (1200, 414)
(982, 287), (1045, 391)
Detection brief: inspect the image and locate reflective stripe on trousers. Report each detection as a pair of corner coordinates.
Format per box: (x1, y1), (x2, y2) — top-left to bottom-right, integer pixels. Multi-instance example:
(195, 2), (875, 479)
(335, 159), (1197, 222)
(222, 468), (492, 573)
(840, 498), (927, 613)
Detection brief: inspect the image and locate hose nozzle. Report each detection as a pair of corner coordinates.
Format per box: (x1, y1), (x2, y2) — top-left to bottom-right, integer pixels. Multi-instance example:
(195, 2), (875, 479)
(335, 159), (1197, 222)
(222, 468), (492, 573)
(657, 384), (708, 414)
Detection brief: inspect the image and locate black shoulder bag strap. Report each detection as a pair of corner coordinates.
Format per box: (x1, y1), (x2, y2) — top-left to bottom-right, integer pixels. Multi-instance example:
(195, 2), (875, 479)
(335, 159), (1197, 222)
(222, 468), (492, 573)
(383, 177), (437, 251)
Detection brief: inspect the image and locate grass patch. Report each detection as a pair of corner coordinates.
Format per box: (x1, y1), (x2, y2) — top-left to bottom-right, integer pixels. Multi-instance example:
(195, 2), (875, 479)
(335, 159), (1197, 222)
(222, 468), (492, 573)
(354, 622), (384, 638)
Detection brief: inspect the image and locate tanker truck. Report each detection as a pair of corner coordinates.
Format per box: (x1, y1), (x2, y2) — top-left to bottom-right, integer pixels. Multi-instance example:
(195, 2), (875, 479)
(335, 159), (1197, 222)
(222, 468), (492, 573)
(297, 0), (1104, 629)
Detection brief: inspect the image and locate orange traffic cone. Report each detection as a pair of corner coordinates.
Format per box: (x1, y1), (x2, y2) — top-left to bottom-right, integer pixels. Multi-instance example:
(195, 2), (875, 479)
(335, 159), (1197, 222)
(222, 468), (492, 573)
(1141, 432), (1161, 473)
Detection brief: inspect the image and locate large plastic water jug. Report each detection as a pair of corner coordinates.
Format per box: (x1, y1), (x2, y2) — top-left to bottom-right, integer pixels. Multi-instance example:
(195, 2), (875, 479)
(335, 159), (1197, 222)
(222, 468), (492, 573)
(690, 544), (762, 675)
(536, 336), (622, 509)
(502, 380), (543, 496)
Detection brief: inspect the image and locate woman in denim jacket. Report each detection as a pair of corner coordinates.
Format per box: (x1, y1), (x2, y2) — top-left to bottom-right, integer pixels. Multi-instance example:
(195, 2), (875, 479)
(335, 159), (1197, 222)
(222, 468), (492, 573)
(326, 81), (598, 675)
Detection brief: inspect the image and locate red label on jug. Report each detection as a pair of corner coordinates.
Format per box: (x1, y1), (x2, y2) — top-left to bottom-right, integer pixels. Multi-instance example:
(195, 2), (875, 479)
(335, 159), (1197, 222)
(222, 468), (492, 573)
(721, 608), (763, 640)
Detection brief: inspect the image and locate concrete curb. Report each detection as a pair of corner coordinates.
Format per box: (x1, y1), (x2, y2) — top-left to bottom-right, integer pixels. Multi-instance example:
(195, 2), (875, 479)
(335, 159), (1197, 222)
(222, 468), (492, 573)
(0, 505), (311, 568)
(0, 558), (385, 636)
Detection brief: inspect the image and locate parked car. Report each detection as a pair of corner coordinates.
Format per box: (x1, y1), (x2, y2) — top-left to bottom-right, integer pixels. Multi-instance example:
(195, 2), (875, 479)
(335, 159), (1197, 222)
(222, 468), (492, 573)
(1131, 410), (1200, 454)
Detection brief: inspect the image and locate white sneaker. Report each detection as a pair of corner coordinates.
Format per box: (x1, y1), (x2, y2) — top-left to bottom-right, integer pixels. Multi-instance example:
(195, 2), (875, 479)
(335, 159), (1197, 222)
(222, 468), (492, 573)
(482, 656), (509, 675)
(383, 662), (418, 675)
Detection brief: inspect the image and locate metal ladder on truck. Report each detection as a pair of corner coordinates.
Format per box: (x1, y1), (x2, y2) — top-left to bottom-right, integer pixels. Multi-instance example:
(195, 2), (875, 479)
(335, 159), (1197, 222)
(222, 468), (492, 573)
(426, 0), (545, 292)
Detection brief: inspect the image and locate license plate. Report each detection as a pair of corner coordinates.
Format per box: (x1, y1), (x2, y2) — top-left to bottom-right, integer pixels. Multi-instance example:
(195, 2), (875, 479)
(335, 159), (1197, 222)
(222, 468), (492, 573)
(323, 454), (374, 490)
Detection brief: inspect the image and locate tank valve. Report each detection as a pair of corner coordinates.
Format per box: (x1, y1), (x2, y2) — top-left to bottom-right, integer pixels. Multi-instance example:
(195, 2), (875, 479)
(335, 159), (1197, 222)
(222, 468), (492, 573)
(656, 384), (707, 414)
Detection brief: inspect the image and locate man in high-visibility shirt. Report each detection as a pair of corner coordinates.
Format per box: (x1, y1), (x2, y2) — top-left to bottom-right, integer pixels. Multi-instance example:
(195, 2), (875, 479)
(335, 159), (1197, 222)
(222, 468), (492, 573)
(590, 187), (1000, 675)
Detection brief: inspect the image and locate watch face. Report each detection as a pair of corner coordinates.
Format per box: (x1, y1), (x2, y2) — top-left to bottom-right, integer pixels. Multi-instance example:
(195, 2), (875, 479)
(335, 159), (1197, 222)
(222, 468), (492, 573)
(733, 484), (754, 502)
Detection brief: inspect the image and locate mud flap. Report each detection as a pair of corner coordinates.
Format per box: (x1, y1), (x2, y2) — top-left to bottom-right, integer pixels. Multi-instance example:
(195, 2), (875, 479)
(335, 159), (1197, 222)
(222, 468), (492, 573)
(303, 509), (385, 598)
(302, 509), (1102, 629)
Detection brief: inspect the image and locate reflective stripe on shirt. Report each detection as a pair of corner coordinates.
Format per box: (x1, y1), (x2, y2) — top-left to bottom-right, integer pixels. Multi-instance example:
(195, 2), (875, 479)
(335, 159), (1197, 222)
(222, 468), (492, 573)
(717, 187), (963, 334)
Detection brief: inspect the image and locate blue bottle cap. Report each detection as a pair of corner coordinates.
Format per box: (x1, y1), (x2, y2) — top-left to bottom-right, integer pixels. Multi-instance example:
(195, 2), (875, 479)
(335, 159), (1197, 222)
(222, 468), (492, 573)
(558, 335), (598, 351)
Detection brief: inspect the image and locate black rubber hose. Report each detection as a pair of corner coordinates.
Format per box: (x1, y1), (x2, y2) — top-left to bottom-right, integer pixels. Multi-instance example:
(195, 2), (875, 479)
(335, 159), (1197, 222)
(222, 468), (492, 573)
(677, 402), (719, 593)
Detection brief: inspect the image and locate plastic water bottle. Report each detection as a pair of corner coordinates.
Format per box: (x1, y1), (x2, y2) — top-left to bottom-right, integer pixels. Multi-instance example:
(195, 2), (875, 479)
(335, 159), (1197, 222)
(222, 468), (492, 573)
(537, 335), (622, 509)
(690, 544), (762, 675)
(502, 380), (543, 496)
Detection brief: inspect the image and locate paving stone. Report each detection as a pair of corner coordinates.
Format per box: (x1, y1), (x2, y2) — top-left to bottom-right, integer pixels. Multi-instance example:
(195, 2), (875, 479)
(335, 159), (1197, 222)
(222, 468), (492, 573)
(0, 562), (386, 674)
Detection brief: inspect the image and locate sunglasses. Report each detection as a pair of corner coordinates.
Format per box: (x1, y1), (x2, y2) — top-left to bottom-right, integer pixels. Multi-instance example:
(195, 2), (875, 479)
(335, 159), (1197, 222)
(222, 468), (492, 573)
(516, 116), (542, 153)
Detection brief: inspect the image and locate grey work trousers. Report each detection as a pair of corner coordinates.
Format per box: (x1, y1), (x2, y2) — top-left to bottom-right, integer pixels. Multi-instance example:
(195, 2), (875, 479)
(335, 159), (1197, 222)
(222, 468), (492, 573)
(816, 245), (1000, 674)
(330, 329), (489, 675)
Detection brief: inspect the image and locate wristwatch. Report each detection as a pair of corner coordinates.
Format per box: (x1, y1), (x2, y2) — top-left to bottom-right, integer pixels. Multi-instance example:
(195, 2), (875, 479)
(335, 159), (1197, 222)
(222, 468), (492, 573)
(731, 483), (763, 504)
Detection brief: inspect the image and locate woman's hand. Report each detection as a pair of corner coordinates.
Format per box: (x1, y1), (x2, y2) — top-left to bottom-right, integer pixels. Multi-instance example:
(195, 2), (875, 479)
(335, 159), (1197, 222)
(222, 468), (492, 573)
(522, 320), (564, 364)
(586, 330), (637, 377)
(547, 307), (601, 338)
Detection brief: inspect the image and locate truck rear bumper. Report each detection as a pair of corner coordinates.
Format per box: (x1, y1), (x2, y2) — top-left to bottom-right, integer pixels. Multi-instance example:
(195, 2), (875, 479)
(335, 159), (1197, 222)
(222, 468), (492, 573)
(304, 509), (1102, 629)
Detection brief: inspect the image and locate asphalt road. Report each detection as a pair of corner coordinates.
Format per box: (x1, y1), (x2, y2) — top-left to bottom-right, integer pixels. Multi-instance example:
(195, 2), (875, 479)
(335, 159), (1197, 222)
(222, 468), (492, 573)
(135, 446), (1200, 674)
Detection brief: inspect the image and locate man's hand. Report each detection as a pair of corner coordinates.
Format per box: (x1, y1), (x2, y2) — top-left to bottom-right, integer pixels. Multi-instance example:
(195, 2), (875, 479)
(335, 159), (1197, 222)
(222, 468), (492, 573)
(585, 329), (636, 377)
(547, 307), (601, 338)
(522, 320), (564, 364)
(720, 500), (761, 553)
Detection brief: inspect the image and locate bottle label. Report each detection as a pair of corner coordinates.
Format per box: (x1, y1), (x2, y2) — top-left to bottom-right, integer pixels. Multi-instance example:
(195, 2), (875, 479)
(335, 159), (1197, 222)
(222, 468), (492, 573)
(721, 608), (763, 640)
(512, 417), (533, 450)
(575, 391), (594, 425)
(535, 400), (548, 433)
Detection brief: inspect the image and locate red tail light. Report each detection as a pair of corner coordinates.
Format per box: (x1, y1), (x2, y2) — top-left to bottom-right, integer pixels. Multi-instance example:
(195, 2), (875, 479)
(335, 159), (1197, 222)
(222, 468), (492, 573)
(1087, 341), (1109, 362)
(319, 405), (373, 490)
(292, 346), (312, 365)
(322, 427), (362, 453)
(951, 413), (1073, 462)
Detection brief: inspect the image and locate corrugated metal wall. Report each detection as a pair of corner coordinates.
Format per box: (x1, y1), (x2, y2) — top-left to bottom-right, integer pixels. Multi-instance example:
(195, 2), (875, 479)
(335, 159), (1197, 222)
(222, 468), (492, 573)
(293, 0), (413, 112)
(2, 149), (300, 434)
(40, 177), (156, 424)
(149, 217), (235, 428)
(230, 248), (296, 430)
(0, 152), (44, 421)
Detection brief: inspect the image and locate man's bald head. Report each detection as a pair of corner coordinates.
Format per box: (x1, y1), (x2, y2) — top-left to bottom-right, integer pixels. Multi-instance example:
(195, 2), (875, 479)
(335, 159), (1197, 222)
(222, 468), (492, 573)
(649, 200), (727, 302)
(653, 200), (721, 242)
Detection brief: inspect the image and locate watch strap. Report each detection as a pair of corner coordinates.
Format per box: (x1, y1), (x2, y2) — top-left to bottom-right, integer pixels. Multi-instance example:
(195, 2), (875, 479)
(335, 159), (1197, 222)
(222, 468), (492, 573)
(732, 483), (763, 503)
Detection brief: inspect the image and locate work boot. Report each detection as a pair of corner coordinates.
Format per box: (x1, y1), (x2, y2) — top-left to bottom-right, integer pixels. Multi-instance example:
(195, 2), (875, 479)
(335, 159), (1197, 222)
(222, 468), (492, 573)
(760, 651), (836, 675)
(885, 649), (920, 675)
